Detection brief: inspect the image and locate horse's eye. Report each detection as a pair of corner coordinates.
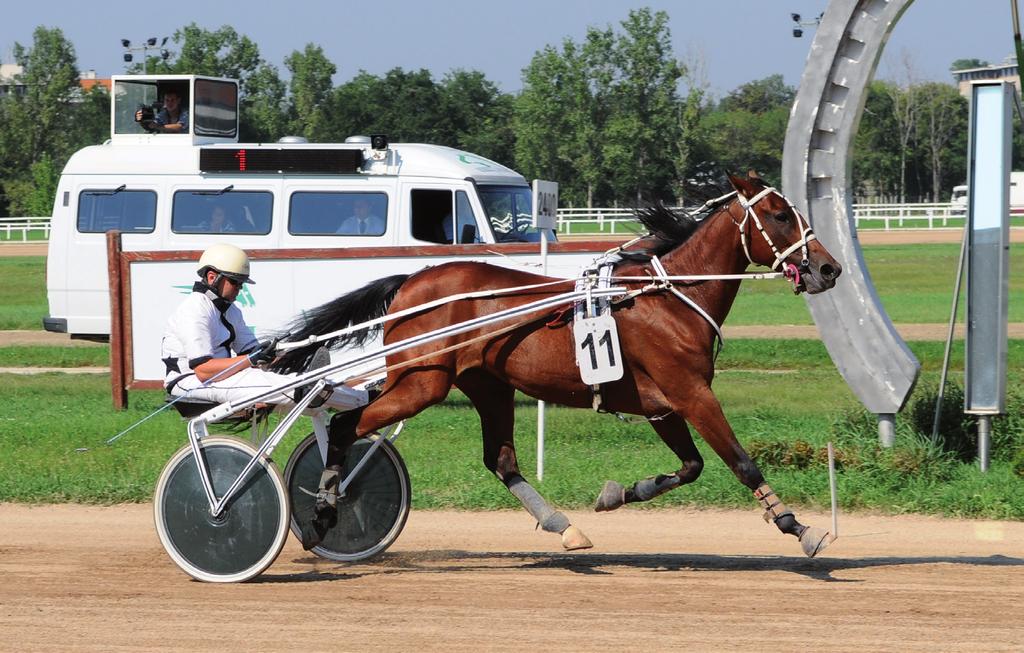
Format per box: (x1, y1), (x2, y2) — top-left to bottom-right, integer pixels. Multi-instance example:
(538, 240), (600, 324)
(773, 211), (789, 223)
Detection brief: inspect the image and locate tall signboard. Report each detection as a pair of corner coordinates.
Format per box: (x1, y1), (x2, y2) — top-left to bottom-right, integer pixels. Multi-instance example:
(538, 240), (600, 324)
(965, 82), (1012, 470)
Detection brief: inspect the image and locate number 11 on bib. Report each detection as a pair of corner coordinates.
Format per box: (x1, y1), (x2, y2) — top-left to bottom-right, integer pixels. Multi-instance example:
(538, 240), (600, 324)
(573, 314), (624, 385)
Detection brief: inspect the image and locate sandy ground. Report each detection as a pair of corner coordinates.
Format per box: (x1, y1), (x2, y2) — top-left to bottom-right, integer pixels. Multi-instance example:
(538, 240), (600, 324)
(0, 504), (1021, 652)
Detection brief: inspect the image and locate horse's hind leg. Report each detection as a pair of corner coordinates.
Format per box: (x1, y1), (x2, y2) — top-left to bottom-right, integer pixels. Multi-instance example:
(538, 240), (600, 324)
(456, 369), (592, 551)
(595, 413), (703, 511)
(679, 385), (831, 558)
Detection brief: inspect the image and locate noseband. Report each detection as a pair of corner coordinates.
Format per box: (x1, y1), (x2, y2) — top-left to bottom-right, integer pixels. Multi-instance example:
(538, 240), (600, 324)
(729, 187), (817, 271)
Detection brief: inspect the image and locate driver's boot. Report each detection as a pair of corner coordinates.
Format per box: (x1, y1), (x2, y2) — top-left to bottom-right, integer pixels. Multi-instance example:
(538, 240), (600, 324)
(299, 406), (367, 550)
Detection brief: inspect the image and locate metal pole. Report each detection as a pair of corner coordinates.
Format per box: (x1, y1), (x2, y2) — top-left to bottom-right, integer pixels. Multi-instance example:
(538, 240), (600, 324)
(537, 229), (548, 481)
(827, 441), (838, 541)
(977, 415), (991, 472)
(877, 413), (895, 448)
(932, 225), (969, 443)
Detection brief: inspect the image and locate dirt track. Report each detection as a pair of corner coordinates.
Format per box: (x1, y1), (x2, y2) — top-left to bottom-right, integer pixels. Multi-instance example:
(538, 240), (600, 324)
(0, 504), (1021, 652)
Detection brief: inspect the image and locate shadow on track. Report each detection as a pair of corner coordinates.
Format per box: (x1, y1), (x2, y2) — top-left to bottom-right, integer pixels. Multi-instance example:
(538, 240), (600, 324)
(254, 550), (1024, 584)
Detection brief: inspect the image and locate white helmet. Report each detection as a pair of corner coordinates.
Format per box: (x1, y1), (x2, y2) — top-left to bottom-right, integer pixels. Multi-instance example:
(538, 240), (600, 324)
(197, 244), (254, 284)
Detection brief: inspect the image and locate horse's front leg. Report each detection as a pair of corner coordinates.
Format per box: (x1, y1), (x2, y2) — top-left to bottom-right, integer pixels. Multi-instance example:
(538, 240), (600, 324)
(595, 412), (703, 511)
(680, 384), (831, 558)
(456, 368), (592, 551)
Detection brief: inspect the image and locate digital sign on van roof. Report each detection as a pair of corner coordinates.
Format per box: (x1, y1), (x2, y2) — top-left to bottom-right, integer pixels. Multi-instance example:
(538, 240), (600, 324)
(199, 148), (364, 174)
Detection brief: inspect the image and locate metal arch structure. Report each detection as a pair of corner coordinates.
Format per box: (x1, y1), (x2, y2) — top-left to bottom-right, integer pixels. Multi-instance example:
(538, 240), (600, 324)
(782, 0), (919, 425)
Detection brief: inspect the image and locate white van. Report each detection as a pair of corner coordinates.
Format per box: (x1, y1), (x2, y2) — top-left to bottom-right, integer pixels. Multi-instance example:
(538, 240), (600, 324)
(951, 171), (1024, 215)
(45, 75), (607, 381)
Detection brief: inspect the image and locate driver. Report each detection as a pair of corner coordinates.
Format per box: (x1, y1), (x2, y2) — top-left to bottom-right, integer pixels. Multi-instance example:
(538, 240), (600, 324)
(160, 243), (368, 413)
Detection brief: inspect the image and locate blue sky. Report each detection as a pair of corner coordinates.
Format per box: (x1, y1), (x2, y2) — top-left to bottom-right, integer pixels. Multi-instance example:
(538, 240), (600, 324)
(1, 0), (1016, 98)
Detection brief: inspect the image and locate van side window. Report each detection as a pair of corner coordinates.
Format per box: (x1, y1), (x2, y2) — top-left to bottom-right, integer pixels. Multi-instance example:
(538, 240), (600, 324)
(290, 192), (388, 236)
(76, 190), (157, 233)
(410, 189), (454, 244)
(171, 190), (272, 234)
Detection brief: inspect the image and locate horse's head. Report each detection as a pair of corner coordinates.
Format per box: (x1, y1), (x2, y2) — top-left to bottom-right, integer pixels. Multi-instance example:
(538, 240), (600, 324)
(726, 172), (841, 294)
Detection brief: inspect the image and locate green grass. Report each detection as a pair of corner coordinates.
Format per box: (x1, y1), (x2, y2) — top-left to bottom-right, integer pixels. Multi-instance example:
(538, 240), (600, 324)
(0, 256), (47, 330)
(0, 345), (109, 367)
(727, 243), (1024, 324)
(0, 231), (49, 242)
(1, 348), (1021, 518)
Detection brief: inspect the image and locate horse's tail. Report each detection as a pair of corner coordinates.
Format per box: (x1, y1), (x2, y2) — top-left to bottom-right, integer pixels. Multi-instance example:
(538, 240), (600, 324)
(271, 274), (409, 374)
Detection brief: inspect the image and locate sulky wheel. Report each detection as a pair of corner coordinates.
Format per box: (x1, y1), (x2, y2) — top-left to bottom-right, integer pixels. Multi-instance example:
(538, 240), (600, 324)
(285, 433), (411, 562)
(154, 436), (289, 583)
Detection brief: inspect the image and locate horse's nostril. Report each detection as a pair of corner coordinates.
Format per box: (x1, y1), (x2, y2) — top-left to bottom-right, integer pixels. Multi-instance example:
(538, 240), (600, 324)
(820, 264), (838, 280)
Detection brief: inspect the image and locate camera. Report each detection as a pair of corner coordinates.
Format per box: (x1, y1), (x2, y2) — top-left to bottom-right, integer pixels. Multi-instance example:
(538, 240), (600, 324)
(135, 101), (164, 133)
(136, 103), (156, 122)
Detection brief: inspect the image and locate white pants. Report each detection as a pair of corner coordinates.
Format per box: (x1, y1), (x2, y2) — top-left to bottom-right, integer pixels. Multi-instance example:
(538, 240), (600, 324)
(169, 367), (368, 412)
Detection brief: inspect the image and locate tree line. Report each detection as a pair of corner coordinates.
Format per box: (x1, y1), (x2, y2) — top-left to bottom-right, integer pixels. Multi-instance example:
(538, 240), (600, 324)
(1, 10), (1016, 217)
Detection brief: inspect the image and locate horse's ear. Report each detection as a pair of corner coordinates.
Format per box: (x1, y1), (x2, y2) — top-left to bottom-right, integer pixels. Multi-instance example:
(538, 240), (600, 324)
(727, 172), (757, 198)
(747, 169), (763, 181)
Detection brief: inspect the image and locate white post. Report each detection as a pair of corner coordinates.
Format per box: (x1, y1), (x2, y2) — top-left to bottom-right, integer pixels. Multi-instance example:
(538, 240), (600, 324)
(537, 228), (548, 481)
(532, 179), (558, 482)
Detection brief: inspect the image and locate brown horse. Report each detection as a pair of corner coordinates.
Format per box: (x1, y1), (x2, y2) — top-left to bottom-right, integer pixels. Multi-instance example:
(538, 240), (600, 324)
(275, 172), (843, 557)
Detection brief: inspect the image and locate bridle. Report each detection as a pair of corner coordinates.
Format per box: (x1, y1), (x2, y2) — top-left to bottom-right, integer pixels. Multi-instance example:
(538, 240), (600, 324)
(728, 186), (817, 272)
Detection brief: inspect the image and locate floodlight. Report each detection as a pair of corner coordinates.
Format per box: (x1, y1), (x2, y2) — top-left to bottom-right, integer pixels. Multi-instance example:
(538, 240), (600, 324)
(791, 13), (801, 22)
(121, 39), (130, 48)
(793, 28), (803, 38)
(147, 37), (157, 46)
(123, 53), (133, 63)
(370, 134), (389, 150)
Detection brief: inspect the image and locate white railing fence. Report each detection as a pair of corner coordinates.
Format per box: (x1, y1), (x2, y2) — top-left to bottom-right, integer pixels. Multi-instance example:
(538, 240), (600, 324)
(0, 217), (51, 242)
(554, 202), (971, 235)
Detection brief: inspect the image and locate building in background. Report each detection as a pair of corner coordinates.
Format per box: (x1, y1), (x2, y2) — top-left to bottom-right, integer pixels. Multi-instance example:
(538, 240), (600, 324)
(0, 64), (111, 98)
(952, 56), (1021, 97)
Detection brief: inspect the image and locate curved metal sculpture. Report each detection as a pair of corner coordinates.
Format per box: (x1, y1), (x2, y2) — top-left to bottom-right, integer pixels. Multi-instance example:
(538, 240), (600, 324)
(782, 0), (920, 433)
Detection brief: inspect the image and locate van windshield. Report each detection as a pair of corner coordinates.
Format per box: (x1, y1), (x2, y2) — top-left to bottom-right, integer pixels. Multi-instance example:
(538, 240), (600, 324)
(477, 185), (556, 243)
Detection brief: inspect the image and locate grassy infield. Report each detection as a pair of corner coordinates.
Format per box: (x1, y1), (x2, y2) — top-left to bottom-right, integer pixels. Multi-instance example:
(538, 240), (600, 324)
(2, 245), (1023, 520)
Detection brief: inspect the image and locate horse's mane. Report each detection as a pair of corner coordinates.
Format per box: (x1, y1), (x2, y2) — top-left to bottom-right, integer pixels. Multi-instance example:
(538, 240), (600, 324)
(618, 179), (735, 262)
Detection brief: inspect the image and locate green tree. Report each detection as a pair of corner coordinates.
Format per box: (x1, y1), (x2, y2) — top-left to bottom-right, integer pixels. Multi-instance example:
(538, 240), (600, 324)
(326, 68), (446, 143)
(916, 82), (968, 201)
(4, 27), (80, 169)
(699, 104), (790, 185)
(602, 8), (684, 203)
(438, 70), (516, 166)
(852, 81), (902, 200)
(515, 29), (619, 207)
(0, 26), (101, 216)
(165, 24), (262, 91)
(239, 62), (287, 142)
(950, 58), (989, 71)
(718, 74), (794, 114)
(285, 44), (336, 140)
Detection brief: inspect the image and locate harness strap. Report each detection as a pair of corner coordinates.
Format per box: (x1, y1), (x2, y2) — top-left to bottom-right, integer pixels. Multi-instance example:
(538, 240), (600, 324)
(650, 256), (725, 358)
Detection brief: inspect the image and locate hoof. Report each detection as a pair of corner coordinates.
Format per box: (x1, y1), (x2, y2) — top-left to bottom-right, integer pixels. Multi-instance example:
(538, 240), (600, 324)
(561, 525), (594, 551)
(594, 480), (626, 512)
(799, 526), (832, 558)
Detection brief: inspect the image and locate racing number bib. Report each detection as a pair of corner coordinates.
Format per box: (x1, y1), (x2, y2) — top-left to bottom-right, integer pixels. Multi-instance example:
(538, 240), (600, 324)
(573, 314), (624, 385)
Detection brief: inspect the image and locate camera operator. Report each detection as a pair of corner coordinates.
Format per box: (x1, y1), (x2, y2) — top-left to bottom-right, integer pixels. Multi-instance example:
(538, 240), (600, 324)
(135, 89), (189, 133)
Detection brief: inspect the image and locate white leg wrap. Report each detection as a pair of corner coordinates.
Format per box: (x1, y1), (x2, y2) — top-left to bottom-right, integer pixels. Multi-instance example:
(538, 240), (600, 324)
(507, 477), (570, 533)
